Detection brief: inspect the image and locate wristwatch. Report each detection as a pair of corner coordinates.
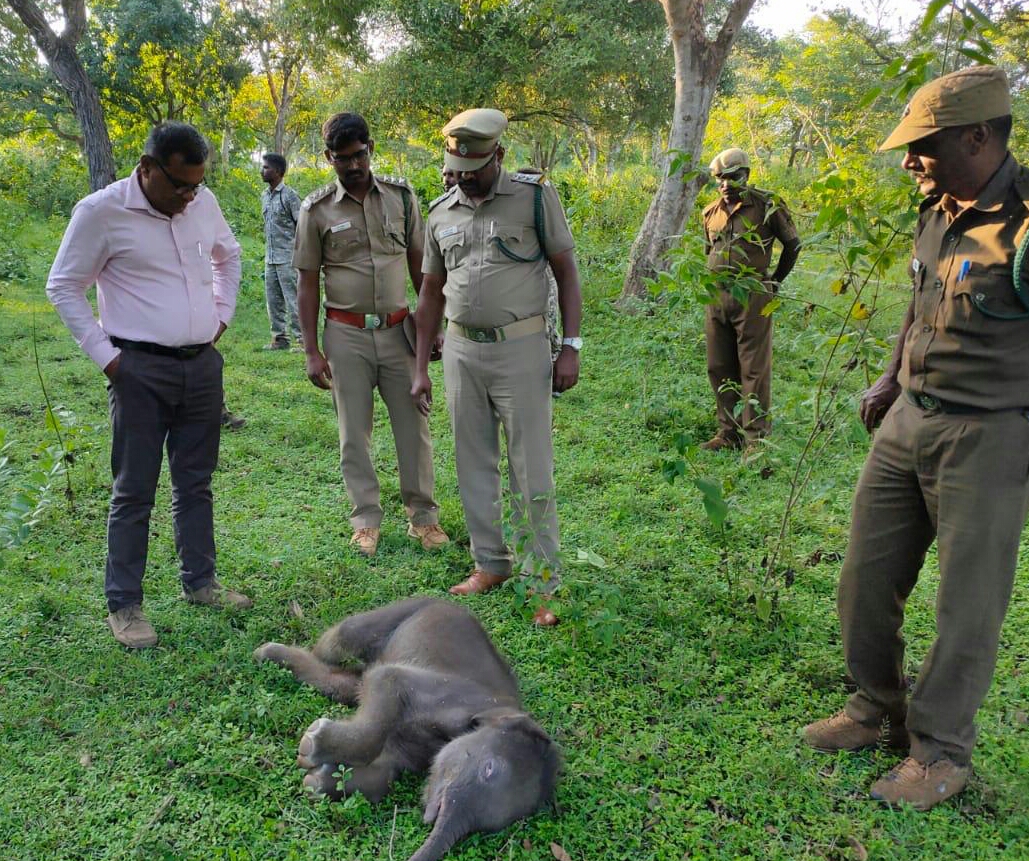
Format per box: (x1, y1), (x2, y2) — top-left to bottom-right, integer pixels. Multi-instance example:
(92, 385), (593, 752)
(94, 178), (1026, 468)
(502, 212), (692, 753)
(561, 337), (583, 352)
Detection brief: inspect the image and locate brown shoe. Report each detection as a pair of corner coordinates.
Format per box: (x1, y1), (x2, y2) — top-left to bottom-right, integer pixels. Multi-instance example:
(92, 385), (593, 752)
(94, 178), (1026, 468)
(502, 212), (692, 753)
(449, 569), (507, 596)
(803, 710), (909, 752)
(107, 605), (158, 649)
(869, 756), (970, 811)
(407, 522), (450, 551)
(532, 602), (558, 626)
(262, 339), (290, 351)
(183, 579), (253, 609)
(700, 434), (742, 452)
(350, 527), (380, 556)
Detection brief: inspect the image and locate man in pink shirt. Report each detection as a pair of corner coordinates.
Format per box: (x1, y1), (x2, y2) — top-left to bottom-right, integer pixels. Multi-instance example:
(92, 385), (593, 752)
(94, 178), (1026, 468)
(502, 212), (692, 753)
(46, 122), (252, 649)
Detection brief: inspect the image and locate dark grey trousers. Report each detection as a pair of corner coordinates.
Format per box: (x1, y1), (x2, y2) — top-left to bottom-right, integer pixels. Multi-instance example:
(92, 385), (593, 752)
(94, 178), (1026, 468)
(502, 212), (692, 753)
(104, 345), (223, 612)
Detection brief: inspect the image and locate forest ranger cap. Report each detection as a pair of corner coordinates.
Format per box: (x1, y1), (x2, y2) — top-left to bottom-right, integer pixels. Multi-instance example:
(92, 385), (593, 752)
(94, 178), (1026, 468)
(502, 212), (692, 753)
(442, 108), (508, 172)
(709, 148), (750, 177)
(879, 65), (1012, 151)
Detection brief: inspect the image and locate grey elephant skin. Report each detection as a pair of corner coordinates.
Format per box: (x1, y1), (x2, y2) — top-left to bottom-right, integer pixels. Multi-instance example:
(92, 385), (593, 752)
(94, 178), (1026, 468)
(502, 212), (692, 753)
(254, 596), (560, 861)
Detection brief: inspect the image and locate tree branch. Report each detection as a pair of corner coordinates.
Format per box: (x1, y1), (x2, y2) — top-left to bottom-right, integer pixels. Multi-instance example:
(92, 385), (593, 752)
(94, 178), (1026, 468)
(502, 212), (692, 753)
(60, 0), (86, 45)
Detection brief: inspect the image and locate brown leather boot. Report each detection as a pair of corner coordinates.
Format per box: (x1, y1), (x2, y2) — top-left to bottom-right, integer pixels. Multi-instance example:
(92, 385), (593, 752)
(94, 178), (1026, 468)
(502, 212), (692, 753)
(869, 757), (970, 810)
(449, 569), (507, 596)
(532, 602), (558, 626)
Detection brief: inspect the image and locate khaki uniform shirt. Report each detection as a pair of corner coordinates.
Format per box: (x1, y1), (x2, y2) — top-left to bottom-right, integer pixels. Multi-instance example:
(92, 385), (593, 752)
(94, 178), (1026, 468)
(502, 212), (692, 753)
(702, 188), (798, 277)
(422, 170), (575, 328)
(262, 182), (301, 264)
(292, 174), (423, 314)
(900, 154), (1029, 410)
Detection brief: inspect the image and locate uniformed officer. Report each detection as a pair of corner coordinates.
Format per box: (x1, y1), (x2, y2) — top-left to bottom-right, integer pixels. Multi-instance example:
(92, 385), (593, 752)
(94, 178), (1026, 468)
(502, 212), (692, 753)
(294, 112), (449, 557)
(411, 108), (583, 625)
(700, 148), (801, 451)
(803, 66), (1029, 810)
(261, 153), (303, 350)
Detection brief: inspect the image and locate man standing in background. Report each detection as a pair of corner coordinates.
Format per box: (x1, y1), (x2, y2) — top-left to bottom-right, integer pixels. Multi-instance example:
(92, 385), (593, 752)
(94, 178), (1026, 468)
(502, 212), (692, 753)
(700, 148), (801, 453)
(261, 153), (303, 350)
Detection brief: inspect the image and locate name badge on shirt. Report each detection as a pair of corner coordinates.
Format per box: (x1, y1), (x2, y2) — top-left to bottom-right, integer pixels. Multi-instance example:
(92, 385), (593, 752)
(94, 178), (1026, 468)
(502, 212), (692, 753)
(438, 226), (460, 239)
(912, 258), (923, 274)
(330, 221), (353, 233)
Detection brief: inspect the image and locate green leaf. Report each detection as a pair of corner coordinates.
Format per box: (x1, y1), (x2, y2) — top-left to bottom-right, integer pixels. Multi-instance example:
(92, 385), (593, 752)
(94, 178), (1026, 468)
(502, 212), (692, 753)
(693, 478), (728, 528)
(920, 0), (952, 35)
(755, 595), (772, 622)
(856, 86), (882, 110)
(883, 56), (905, 77)
(760, 298), (780, 317)
(956, 46), (994, 65)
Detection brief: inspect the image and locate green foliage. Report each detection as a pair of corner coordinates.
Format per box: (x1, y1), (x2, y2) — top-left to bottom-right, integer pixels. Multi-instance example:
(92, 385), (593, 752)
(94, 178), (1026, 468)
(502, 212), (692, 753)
(1, 174), (1029, 860)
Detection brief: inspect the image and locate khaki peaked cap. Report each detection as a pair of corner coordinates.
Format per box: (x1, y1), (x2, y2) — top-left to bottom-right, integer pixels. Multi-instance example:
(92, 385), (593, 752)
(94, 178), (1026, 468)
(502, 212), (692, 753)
(709, 148), (750, 176)
(442, 108), (508, 171)
(880, 65), (1012, 151)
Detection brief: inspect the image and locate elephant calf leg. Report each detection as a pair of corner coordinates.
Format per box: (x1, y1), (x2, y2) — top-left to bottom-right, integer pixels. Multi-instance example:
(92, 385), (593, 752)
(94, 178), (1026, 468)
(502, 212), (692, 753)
(254, 642), (360, 704)
(302, 755), (401, 803)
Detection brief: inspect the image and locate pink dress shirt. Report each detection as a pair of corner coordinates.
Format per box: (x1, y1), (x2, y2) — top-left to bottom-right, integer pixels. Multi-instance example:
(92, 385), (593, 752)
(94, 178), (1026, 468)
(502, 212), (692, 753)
(45, 168), (242, 370)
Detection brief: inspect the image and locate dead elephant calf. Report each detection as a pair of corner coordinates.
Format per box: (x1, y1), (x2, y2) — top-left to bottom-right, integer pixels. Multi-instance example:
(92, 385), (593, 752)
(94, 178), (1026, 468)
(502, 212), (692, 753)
(254, 596), (560, 861)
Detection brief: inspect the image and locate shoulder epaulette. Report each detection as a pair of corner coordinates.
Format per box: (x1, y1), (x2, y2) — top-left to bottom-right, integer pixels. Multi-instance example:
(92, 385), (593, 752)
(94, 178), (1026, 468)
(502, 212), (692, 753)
(301, 183), (336, 210)
(377, 174), (412, 190)
(511, 172), (549, 186)
(428, 187), (457, 212)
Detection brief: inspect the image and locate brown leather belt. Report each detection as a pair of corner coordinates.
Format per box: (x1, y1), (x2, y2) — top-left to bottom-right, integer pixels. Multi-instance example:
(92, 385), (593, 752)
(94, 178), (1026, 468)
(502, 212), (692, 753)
(326, 307), (409, 329)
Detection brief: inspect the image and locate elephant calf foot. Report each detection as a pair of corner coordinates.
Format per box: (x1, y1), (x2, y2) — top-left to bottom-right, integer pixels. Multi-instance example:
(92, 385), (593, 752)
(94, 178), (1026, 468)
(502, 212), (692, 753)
(302, 760), (397, 804)
(302, 763), (346, 800)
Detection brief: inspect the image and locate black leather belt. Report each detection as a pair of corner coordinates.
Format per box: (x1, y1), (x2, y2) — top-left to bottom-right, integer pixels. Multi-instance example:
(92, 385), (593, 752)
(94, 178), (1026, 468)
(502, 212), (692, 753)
(905, 390), (992, 415)
(111, 336), (210, 360)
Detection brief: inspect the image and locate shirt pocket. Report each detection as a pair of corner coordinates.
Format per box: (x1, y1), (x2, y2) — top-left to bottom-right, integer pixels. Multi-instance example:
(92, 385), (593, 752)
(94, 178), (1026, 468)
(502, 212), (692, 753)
(327, 227), (367, 263)
(489, 224), (535, 263)
(384, 223), (407, 254)
(947, 262), (1021, 333)
(439, 231), (467, 269)
(187, 240), (215, 287)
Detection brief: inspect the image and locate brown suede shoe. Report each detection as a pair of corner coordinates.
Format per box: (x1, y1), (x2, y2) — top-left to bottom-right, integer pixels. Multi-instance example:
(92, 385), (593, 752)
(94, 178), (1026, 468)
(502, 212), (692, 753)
(803, 710), (909, 752)
(350, 527), (380, 556)
(407, 522), (450, 551)
(869, 756), (970, 811)
(449, 569), (507, 596)
(107, 605), (158, 649)
(182, 579), (253, 609)
(700, 434), (742, 452)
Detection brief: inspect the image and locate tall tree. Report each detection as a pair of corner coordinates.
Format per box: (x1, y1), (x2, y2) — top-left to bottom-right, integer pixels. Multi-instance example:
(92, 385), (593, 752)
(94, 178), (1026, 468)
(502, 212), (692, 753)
(620, 0), (757, 302)
(4, 0), (115, 190)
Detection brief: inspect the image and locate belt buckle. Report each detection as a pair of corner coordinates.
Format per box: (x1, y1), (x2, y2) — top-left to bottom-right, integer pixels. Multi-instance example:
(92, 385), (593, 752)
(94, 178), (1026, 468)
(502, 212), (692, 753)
(917, 394), (941, 411)
(469, 327), (496, 343)
(364, 313), (381, 329)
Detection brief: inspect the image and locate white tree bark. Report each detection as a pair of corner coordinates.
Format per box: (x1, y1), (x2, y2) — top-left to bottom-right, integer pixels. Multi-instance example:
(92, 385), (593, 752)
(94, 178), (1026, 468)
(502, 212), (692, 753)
(620, 0), (757, 302)
(7, 0), (117, 191)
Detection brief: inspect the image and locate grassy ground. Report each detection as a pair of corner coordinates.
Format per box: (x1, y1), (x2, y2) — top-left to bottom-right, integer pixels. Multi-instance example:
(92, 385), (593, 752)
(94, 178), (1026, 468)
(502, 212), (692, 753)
(1, 196), (1027, 861)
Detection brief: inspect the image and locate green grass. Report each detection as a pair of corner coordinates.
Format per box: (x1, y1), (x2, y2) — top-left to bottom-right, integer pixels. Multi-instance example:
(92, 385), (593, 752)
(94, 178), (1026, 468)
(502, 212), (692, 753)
(1, 201), (1028, 861)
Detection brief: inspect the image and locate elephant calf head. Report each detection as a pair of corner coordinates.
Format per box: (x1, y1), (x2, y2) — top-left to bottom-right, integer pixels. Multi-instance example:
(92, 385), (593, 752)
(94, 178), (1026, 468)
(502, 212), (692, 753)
(413, 709), (561, 861)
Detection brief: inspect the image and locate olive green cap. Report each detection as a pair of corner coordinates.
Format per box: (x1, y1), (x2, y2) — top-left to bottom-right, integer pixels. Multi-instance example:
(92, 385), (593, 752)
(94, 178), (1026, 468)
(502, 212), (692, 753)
(442, 108), (508, 171)
(879, 65), (1011, 151)
(709, 148), (750, 176)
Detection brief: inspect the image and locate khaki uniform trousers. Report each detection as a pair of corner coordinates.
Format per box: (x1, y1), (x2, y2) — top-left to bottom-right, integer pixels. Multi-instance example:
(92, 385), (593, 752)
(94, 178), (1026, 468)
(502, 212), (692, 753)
(839, 396), (1029, 765)
(323, 319), (439, 530)
(443, 328), (559, 587)
(705, 288), (774, 440)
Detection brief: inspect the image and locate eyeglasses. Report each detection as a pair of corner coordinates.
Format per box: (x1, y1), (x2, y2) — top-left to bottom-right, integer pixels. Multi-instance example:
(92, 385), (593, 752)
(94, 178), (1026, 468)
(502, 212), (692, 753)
(152, 158), (206, 196)
(326, 146), (370, 166)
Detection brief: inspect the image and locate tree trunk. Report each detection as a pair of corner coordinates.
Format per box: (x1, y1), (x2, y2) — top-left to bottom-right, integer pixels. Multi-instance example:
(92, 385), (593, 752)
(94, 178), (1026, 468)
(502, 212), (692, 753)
(620, 0), (757, 303)
(7, 0), (116, 191)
